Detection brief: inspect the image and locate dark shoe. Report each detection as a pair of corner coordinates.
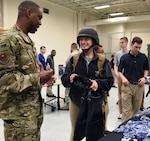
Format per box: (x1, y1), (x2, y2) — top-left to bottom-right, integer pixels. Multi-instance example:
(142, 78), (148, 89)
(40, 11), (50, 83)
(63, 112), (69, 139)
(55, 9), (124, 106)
(118, 114), (122, 120)
(104, 130), (111, 135)
(116, 101), (118, 105)
(107, 93), (110, 96)
(51, 106), (56, 112)
(60, 105), (69, 110)
(140, 107), (145, 111)
(46, 94), (56, 97)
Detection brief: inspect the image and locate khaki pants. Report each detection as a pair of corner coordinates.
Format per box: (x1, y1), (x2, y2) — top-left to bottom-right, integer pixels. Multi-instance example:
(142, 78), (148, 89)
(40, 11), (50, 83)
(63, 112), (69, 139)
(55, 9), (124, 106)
(65, 88), (70, 105)
(121, 84), (144, 123)
(69, 100), (80, 141)
(46, 85), (53, 95)
(140, 90), (145, 109)
(102, 92), (109, 131)
(117, 77), (122, 114)
(3, 114), (43, 141)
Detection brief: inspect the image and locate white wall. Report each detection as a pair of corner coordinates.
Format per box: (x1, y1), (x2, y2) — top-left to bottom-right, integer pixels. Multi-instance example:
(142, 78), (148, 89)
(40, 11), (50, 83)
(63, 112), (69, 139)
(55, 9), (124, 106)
(96, 21), (150, 59)
(0, 0), (2, 26)
(3, 0), (78, 76)
(3, 0), (97, 77)
(97, 24), (126, 55)
(126, 21), (150, 54)
(3, 0), (150, 73)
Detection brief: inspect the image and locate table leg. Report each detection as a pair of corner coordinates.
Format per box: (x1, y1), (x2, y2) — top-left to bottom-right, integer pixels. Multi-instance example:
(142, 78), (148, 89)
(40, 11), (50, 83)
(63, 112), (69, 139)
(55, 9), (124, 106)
(57, 84), (60, 110)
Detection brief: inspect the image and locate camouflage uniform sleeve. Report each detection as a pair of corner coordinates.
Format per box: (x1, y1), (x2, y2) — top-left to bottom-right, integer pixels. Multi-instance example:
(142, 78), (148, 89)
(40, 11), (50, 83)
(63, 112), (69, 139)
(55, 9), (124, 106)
(0, 33), (40, 93)
(0, 72), (38, 93)
(29, 73), (40, 86)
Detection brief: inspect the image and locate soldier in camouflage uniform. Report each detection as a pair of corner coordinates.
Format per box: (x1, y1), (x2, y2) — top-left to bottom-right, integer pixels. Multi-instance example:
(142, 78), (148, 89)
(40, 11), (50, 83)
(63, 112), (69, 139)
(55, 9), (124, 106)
(0, 1), (54, 141)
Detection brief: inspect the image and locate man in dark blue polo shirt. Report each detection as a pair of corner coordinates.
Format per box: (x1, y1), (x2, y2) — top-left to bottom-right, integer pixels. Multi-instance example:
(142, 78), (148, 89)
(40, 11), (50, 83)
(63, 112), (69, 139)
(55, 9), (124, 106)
(118, 36), (149, 123)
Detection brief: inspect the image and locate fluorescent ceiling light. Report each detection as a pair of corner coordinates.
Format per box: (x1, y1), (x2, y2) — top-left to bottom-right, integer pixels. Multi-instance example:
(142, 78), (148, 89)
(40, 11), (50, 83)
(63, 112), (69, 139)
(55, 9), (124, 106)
(94, 5), (110, 9)
(109, 12), (124, 16)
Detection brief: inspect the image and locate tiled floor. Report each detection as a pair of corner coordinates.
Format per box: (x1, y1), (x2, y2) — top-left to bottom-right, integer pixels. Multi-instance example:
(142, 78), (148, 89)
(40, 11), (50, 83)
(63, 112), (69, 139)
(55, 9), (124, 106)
(0, 83), (149, 141)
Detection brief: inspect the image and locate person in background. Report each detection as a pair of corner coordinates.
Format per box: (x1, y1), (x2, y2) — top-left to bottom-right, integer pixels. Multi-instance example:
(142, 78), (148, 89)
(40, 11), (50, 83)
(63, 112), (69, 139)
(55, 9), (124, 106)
(0, 1), (54, 141)
(113, 37), (128, 120)
(61, 27), (113, 141)
(94, 44), (104, 54)
(60, 43), (79, 110)
(118, 36), (149, 123)
(110, 54), (117, 87)
(46, 49), (56, 97)
(110, 54), (115, 70)
(38, 46), (47, 70)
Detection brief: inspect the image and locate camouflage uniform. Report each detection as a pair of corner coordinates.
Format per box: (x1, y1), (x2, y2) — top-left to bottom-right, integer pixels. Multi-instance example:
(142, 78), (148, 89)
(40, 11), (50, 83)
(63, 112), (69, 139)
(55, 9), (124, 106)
(0, 25), (43, 141)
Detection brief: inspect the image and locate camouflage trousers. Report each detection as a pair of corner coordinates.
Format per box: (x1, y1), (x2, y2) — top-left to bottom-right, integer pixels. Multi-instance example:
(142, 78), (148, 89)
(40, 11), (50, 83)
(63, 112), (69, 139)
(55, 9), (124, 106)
(3, 114), (43, 141)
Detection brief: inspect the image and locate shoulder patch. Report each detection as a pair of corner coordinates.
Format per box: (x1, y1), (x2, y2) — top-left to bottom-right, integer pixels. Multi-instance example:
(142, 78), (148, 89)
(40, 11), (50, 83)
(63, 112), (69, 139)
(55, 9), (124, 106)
(0, 53), (8, 63)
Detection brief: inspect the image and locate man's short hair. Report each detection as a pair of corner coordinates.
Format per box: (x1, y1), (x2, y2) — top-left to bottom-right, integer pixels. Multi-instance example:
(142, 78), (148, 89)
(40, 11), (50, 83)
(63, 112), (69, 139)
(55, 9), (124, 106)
(18, 1), (40, 16)
(51, 49), (56, 52)
(94, 44), (102, 52)
(40, 46), (46, 49)
(131, 36), (142, 44)
(71, 43), (77, 46)
(120, 37), (128, 42)
(71, 43), (78, 49)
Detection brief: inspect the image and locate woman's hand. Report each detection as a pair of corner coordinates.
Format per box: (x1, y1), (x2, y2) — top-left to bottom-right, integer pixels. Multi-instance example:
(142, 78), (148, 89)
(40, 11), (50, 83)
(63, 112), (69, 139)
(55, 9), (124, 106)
(90, 80), (98, 91)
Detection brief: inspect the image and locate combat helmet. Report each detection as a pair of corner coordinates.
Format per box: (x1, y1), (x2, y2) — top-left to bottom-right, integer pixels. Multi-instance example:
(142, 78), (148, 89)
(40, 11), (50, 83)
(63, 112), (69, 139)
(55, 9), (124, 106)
(77, 27), (99, 45)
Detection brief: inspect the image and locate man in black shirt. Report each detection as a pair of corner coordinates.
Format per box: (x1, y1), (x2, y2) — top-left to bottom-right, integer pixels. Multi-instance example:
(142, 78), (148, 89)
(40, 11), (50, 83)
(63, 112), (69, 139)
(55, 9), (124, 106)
(118, 36), (149, 123)
(46, 49), (56, 97)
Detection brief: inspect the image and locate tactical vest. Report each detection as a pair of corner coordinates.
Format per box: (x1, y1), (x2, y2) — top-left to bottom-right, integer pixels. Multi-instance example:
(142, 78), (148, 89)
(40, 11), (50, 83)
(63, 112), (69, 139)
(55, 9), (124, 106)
(72, 52), (105, 77)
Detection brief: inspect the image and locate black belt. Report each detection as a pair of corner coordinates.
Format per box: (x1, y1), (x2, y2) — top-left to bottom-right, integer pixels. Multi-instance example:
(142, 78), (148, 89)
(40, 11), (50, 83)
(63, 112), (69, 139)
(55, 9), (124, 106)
(130, 82), (138, 85)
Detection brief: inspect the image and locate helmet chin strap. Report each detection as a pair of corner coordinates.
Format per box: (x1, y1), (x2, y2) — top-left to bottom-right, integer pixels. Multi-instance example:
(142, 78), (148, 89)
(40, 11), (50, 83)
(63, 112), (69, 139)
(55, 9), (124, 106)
(82, 44), (94, 52)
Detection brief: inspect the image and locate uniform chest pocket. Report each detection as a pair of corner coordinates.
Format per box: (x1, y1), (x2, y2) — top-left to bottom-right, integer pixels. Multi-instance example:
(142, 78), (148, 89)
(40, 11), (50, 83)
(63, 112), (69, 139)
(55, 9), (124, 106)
(16, 45), (39, 74)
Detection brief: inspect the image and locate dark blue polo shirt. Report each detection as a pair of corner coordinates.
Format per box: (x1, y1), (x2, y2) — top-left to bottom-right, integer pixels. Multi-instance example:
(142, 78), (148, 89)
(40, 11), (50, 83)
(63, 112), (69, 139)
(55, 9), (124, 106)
(118, 51), (149, 83)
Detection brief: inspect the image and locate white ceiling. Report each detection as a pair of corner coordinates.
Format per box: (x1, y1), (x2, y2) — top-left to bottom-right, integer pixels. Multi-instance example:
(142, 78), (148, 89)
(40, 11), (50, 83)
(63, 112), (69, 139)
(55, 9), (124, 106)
(43, 0), (150, 20)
